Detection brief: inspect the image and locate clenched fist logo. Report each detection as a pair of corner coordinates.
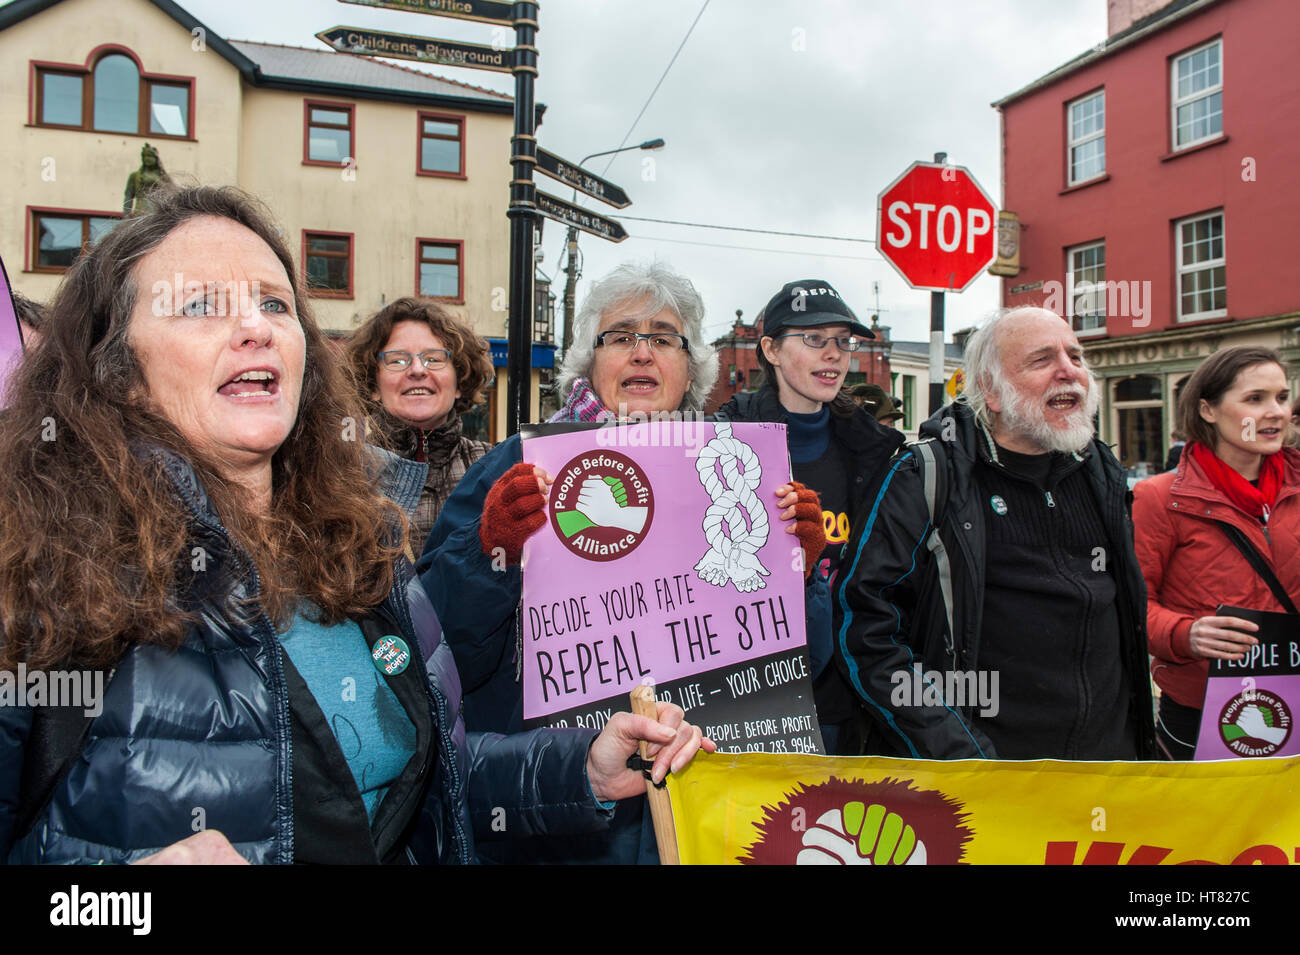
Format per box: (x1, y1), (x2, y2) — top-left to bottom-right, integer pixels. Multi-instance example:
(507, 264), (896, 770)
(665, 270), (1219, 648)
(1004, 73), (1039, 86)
(1219, 688), (1293, 758)
(548, 450), (655, 562)
(739, 777), (974, 865)
(798, 802), (927, 865)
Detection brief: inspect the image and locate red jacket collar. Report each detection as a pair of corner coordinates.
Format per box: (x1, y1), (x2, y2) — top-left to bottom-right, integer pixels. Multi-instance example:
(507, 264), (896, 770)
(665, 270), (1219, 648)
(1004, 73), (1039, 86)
(1169, 445), (1300, 518)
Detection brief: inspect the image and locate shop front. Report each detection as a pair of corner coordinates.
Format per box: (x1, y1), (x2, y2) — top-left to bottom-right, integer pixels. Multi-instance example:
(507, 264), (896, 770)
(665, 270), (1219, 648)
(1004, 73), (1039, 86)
(1084, 314), (1300, 481)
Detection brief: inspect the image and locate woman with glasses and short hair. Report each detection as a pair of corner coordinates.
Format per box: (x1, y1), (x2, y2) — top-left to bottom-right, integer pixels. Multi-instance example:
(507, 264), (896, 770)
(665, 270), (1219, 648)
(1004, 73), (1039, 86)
(416, 262), (830, 862)
(716, 279), (905, 755)
(344, 299), (494, 551)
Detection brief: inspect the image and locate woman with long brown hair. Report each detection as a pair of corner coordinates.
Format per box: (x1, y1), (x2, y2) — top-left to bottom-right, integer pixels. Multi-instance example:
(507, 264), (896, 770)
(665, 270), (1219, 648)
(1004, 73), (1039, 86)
(0, 185), (709, 864)
(343, 298), (493, 550)
(1133, 346), (1300, 760)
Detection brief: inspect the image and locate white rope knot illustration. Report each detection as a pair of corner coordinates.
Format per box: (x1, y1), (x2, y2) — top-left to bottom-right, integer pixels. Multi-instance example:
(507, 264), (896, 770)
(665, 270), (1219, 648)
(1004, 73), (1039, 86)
(694, 421), (770, 592)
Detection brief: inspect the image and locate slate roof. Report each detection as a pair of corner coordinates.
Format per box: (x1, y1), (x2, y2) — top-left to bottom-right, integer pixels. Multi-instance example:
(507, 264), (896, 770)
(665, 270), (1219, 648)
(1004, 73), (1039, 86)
(229, 39), (512, 106)
(0, 0), (515, 113)
(992, 0), (1225, 108)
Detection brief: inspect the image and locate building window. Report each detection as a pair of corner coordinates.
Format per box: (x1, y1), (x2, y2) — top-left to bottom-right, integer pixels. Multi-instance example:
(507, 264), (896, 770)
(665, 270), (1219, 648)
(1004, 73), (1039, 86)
(1067, 90), (1105, 185)
(304, 101), (353, 166)
(901, 374), (915, 430)
(417, 240), (463, 301)
(30, 209), (121, 272)
(148, 83), (190, 136)
(418, 112), (464, 177)
(1112, 375), (1164, 478)
(302, 231), (353, 299)
(93, 54), (139, 133)
(1068, 241), (1106, 336)
(33, 50), (194, 137)
(39, 70), (83, 126)
(1176, 211), (1226, 321)
(1171, 38), (1223, 150)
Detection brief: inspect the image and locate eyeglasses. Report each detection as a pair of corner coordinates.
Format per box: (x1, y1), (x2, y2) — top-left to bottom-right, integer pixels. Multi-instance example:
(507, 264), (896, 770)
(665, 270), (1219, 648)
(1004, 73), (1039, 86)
(776, 332), (865, 353)
(378, 349), (451, 371)
(594, 331), (690, 354)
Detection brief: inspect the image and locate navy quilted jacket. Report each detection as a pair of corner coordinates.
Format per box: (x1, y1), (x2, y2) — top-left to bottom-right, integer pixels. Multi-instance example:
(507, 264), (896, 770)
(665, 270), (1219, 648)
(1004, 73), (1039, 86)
(0, 447), (608, 864)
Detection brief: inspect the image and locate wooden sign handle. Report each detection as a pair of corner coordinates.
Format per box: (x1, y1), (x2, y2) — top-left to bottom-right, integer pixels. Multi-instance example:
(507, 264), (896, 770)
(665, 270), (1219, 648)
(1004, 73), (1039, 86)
(629, 685), (681, 866)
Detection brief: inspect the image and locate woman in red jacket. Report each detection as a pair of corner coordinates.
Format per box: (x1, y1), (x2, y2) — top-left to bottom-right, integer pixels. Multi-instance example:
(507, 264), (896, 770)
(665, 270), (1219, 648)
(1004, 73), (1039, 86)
(1133, 346), (1300, 759)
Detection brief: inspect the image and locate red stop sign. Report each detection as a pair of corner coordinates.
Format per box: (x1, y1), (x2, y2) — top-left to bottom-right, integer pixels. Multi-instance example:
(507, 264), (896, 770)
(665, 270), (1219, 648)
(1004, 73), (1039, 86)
(876, 162), (997, 293)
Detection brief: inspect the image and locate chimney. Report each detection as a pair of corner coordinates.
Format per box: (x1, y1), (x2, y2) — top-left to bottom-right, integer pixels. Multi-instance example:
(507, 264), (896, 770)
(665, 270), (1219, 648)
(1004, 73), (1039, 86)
(1108, 0), (1176, 36)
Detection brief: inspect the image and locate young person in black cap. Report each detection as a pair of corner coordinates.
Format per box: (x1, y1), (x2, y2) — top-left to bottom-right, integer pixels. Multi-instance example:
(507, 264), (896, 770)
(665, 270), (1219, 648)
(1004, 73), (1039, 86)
(717, 279), (904, 753)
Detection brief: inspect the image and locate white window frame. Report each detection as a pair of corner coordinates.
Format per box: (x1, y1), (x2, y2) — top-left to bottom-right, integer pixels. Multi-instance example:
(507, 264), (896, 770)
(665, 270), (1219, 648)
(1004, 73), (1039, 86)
(1067, 240), (1107, 337)
(1171, 38), (1223, 151)
(1067, 89), (1105, 186)
(1175, 210), (1226, 322)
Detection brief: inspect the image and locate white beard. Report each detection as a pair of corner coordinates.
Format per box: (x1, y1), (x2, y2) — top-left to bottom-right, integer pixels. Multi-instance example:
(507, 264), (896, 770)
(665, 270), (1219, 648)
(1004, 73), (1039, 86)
(996, 374), (1099, 454)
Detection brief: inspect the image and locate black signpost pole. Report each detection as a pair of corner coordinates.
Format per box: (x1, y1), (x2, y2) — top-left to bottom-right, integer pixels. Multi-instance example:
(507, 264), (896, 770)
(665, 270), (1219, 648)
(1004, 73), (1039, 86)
(929, 150), (947, 417)
(506, 2), (538, 436)
(929, 290), (945, 416)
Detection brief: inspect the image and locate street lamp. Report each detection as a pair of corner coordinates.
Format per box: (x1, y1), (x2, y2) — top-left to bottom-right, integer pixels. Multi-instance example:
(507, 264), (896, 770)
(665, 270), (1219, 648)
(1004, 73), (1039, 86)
(559, 138), (666, 355)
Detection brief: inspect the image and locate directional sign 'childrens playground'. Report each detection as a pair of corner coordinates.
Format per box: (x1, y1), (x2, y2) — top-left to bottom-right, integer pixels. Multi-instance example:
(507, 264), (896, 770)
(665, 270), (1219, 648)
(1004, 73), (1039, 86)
(520, 421), (823, 755)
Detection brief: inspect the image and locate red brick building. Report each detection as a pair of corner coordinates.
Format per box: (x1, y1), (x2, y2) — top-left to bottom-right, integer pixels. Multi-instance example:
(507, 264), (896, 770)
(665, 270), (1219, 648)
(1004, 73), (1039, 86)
(993, 0), (1300, 476)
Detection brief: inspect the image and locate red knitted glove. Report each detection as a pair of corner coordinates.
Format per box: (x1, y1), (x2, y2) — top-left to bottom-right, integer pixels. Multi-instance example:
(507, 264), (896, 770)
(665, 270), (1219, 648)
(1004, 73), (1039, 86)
(480, 462), (548, 565)
(785, 481), (826, 579)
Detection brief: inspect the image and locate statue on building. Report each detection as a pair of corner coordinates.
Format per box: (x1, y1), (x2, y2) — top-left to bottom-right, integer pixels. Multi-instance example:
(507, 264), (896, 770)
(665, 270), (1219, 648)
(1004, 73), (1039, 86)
(123, 144), (172, 216)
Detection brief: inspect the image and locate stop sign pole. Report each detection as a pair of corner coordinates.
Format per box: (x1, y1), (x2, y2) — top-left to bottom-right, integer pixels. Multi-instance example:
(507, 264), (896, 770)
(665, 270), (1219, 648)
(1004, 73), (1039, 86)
(929, 152), (947, 419)
(876, 152), (998, 416)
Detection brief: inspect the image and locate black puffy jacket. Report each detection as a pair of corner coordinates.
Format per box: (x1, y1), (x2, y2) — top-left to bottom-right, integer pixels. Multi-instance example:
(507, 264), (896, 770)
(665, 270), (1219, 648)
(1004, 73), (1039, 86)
(833, 402), (1158, 760)
(0, 447), (610, 864)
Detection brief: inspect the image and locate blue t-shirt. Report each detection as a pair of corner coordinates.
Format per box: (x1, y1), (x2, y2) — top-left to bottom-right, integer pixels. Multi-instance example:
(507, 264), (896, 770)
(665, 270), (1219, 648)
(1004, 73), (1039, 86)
(279, 612), (417, 820)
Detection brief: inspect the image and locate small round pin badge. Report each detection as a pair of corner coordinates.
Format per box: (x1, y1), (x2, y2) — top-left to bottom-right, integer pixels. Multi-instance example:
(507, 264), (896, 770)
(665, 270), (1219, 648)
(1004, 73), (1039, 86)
(990, 495), (1008, 516)
(372, 635), (411, 676)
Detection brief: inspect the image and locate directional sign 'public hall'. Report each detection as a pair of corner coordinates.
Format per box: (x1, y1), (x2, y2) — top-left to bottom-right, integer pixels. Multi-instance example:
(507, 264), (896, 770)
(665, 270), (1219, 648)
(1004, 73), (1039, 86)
(535, 149), (631, 209)
(876, 162), (998, 293)
(315, 25), (513, 72)
(536, 192), (628, 243)
(337, 0), (515, 25)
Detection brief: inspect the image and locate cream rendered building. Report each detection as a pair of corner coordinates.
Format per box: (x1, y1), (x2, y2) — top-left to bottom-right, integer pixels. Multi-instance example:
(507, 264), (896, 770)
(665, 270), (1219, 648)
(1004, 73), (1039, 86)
(1, 0), (548, 440)
(885, 339), (965, 443)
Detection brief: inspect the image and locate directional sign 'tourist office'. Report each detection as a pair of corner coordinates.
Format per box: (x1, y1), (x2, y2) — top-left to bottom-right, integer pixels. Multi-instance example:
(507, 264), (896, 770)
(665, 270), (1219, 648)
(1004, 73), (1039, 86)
(535, 192), (628, 243)
(535, 149), (632, 209)
(336, 0), (515, 25)
(315, 26), (513, 72)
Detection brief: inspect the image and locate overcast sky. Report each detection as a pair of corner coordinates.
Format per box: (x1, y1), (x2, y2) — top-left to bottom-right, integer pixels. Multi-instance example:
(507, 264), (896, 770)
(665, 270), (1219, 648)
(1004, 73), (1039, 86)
(43, 0), (1111, 343)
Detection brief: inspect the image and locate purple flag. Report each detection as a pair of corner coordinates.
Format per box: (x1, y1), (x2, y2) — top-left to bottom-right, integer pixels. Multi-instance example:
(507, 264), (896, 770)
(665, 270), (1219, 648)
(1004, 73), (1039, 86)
(0, 253), (22, 405)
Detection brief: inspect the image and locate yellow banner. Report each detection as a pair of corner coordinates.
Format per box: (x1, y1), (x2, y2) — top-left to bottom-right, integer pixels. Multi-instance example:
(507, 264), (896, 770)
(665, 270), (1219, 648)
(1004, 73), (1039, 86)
(668, 752), (1300, 865)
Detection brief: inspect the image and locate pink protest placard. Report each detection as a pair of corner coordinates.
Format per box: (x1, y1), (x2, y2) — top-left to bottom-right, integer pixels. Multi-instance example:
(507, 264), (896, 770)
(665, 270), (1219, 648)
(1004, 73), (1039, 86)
(1195, 606), (1300, 760)
(520, 420), (823, 755)
(0, 254), (22, 406)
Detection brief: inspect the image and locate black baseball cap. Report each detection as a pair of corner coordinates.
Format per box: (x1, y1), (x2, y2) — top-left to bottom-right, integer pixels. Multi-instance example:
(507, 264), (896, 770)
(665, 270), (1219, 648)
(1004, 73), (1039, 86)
(759, 279), (875, 340)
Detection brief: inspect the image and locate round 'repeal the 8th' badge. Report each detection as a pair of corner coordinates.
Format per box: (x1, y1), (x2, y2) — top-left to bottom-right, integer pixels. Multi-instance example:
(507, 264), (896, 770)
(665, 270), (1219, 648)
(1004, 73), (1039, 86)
(1219, 688), (1292, 757)
(549, 449), (654, 562)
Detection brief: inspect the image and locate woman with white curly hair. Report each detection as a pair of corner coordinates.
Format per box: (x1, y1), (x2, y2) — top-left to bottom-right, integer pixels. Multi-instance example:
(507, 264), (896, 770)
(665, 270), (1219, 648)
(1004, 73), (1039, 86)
(551, 261), (718, 420)
(415, 261), (828, 862)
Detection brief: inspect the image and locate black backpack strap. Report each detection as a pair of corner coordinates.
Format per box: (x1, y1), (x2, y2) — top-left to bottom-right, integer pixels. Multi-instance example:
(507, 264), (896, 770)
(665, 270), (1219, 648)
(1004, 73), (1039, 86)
(1213, 520), (1299, 615)
(909, 439), (957, 661)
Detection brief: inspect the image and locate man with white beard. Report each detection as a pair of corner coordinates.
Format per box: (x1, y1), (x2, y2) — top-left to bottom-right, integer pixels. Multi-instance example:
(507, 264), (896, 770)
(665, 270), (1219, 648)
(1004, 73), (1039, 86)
(833, 307), (1157, 760)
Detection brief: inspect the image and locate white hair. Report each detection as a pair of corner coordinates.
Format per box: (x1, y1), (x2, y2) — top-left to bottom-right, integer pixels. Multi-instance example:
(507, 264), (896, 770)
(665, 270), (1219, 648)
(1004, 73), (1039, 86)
(558, 261), (719, 412)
